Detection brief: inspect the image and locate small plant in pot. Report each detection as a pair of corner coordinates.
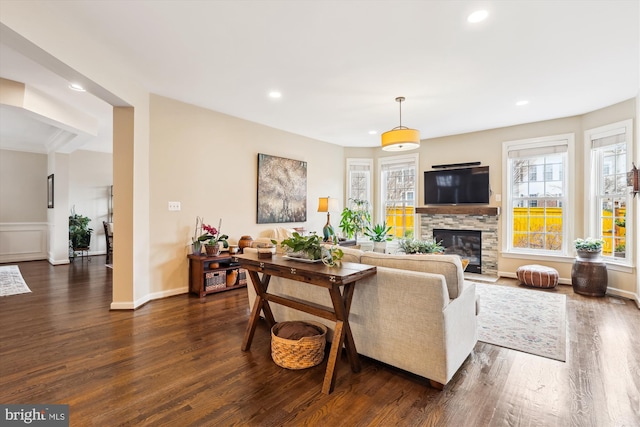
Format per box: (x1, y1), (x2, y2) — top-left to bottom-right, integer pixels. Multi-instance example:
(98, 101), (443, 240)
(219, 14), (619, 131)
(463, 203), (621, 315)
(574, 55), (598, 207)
(574, 237), (604, 261)
(398, 238), (444, 254)
(274, 232), (344, 266)
(69, 209), (93, 249)
(365, 223), (392, 253)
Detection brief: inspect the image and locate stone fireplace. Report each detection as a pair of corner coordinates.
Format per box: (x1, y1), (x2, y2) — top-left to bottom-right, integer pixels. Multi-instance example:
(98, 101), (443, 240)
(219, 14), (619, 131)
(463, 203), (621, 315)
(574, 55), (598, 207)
(433, 229), (482, 273)
(416, 206), (499, 276)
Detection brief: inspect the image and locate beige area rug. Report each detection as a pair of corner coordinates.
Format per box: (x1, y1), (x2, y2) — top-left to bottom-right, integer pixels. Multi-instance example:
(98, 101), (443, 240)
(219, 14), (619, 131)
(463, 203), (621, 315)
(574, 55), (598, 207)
(475, 283), (567, 362)
(0, 265), (32, 297)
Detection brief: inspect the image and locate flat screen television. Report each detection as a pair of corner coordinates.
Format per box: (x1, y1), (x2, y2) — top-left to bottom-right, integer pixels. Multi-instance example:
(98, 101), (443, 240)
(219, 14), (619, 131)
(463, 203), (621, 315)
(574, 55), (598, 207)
(424, 166), (490, 205)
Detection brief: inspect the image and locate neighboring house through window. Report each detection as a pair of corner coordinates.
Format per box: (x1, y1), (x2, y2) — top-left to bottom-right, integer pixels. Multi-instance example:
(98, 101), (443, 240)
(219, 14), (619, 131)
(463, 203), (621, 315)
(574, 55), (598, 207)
(346, 158), (373, 206)
(379, 154), (418, 239)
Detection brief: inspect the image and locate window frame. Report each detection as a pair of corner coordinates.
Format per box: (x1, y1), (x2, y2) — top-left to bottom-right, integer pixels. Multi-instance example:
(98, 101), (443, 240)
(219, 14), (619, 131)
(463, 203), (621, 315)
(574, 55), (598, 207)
(378, 153), (419, 240)
(345, 158), (373, 208)
(584, 119), (634, 268)
(502, 133), (575, 258)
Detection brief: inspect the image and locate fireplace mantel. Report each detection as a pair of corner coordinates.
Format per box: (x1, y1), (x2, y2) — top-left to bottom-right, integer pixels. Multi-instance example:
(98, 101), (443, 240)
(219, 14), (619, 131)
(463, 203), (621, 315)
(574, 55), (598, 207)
(415, 206), (500, 216)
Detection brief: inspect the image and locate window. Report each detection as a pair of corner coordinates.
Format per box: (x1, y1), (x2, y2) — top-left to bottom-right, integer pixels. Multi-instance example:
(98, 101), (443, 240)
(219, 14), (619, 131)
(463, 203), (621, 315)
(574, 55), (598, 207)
(503, 134), (574, 256)
(346, 158), (373, 206)
(586, 120), (633, 264)
(379, 154), (418, 239)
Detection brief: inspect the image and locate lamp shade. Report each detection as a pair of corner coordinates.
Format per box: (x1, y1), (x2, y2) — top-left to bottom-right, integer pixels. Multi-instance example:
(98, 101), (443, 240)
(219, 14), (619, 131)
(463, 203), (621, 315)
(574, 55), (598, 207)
(381, 128), (421, 151)
(317, 197), (339, 212)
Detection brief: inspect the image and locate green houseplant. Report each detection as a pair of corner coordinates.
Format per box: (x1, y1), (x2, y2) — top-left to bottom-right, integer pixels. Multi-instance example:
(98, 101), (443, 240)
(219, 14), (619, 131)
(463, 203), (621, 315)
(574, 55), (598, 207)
(574, 237), (604, 261)
(398, 238), (444, 254)
(339, 198), (372, 243)
(69, 209), (93, 249)
(273, 232), (344, 266)
(365, 223), (393, 253)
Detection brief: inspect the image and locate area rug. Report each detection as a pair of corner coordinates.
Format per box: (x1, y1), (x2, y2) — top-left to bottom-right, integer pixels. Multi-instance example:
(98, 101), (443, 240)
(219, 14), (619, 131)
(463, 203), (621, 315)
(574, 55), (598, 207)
(0, 265), (32, 297)
(475, 283), (567, 362)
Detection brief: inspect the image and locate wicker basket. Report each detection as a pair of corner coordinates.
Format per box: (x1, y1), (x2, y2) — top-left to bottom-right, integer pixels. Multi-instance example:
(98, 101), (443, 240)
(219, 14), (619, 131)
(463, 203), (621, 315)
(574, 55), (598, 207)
(271, 321), (327, 370)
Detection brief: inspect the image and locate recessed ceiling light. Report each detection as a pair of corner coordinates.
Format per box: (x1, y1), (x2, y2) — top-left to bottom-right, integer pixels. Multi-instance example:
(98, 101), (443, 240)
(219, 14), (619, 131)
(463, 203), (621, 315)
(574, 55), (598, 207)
(515, 100), (529, 106)
(68, 83), (86, 92)
(369, 130), (377, 135)
(268, 91), (282, 99)
(468, 10), (488, 23)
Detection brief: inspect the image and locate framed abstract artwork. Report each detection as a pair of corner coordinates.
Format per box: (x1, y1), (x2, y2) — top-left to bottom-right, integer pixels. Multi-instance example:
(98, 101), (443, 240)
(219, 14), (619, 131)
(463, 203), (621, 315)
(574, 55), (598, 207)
(257, 153), (307, 223)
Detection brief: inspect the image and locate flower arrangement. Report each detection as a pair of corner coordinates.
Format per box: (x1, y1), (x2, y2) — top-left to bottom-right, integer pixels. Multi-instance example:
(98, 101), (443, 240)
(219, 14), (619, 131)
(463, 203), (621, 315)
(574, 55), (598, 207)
(574, 237), (604, 252)
(192, 217), (228, 255)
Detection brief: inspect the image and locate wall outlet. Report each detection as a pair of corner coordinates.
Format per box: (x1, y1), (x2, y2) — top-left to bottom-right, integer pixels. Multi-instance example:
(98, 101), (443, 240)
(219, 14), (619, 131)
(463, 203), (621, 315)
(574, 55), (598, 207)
(495, 194), (501, 202)
(168, 201), (181, 211)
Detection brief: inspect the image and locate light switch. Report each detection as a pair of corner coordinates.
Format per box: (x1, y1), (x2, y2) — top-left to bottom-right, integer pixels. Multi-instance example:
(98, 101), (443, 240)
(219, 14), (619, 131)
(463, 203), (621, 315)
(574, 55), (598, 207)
(495, 194), (501, 202)
(168, 201), (181, 211)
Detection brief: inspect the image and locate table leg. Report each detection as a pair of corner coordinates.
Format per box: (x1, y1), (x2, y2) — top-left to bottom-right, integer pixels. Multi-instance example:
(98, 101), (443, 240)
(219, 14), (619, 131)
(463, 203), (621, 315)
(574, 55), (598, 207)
(322, 319), (345, 395)
(241, 270), (275, 351)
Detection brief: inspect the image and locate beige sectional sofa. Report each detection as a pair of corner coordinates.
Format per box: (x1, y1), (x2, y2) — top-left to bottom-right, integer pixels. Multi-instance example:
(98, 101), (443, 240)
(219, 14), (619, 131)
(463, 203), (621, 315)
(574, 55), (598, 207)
(244, 232), (478, 388)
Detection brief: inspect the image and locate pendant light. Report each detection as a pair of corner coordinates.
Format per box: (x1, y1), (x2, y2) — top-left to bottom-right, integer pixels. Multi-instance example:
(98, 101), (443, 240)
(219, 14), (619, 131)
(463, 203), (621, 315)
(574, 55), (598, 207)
(381, 96), (420, 151)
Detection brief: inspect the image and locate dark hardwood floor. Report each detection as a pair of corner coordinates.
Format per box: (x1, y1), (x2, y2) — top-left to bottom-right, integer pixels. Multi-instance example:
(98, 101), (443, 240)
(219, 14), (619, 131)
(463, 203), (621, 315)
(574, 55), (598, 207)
(1, 257), (639, 426)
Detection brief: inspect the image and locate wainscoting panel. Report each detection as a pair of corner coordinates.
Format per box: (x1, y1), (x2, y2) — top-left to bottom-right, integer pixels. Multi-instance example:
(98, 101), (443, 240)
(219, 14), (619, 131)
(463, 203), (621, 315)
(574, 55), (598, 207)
(0, 223), (48, 263)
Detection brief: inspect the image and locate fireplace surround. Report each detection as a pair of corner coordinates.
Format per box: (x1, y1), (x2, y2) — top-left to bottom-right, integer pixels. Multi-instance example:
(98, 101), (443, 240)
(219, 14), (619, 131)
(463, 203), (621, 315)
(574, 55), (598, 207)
(417, 207), (499, 276)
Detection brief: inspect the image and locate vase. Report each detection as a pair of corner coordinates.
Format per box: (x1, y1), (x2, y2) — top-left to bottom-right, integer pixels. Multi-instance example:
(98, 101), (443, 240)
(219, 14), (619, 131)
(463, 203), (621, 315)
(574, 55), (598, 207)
(576, 249), (602, 261)
(238, 235), (254, 253)
(205, 244), (220, 256)
(192, 241), (202, 255)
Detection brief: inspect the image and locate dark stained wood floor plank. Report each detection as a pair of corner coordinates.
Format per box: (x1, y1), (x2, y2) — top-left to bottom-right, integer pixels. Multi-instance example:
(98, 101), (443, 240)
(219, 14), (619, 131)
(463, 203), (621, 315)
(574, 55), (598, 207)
(1, 258), (639, 426)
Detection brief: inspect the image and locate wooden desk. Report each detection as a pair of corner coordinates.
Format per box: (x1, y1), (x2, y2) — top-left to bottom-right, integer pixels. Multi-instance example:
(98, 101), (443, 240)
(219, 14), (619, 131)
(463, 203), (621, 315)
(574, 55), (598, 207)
(235, 252), (376, 394)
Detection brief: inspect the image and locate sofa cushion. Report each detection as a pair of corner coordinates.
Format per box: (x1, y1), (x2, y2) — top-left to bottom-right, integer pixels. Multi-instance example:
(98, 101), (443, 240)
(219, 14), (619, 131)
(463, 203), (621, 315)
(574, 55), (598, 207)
(330, 246), (363, 263)
(360, 252), (465, 299)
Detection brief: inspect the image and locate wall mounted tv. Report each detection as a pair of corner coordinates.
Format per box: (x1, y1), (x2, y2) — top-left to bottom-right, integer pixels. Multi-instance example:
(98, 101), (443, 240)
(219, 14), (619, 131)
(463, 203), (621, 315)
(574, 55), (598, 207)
(424, 166), (490, 205)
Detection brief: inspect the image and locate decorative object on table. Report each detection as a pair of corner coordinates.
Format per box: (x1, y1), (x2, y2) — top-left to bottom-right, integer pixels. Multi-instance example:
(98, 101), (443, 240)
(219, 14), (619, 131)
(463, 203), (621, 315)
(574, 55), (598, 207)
(226, 269), (239, 287)
(321, 245), (344, 267)
(365, 222), (393, 253)
(47, 174), (54, 208)
(339, 198), (371, 244)
(257, 243), (275, 259)
(228, 245), (239, 254)
(271, 321), (328, 370)
(572, 237), (607, 297)
(274, 232), (323, 260)
(573, 237), (604, 260)
(238, 235), (254, 253)
(257, 153), (307, 223)
(397, 238), (444, 254)
(381, 96), (420, 151)
(317, 196), (339, 241)
(516, 264), (559, 289)
(627, 162), (638, 197)
(193, 218), (228, 257)
(69, 207), (93, 250)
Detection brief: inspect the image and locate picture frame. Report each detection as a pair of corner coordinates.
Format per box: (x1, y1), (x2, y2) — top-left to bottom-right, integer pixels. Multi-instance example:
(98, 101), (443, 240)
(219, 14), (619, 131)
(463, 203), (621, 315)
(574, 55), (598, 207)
(47, 174), (54, 209)
(257, 153), (307, 223)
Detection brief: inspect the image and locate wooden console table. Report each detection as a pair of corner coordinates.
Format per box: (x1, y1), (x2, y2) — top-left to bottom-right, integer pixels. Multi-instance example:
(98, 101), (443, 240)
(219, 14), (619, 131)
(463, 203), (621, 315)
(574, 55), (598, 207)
(235, 252), (376, 394)
(187, 253), (246, 298)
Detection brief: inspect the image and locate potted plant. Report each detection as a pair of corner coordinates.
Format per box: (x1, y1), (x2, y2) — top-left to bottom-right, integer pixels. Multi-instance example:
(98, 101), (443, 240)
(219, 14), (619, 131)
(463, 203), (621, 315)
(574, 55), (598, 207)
(69, 209), (93, 249)
(339, 198), (372, 243)
(574, 237), (604, 261)
(196, 219), (228, 256)
(274, 232), (344, 266)
(398, 238), (444, 254)
(365, 223), (393, 253)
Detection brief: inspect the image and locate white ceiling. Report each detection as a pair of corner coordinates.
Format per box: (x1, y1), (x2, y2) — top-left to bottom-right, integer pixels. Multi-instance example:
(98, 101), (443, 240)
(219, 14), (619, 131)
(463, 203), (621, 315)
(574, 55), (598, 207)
(0, 0), (638, 154)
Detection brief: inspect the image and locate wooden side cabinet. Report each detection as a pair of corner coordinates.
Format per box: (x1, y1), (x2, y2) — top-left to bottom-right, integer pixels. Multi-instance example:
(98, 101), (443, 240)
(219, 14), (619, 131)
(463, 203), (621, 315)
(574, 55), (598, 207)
(187, 254), (247, 298)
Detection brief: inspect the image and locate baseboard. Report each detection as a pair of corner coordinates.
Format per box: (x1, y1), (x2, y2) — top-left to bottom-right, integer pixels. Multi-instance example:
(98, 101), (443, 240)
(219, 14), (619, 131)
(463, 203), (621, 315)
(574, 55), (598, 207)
(606, 286), (639, 306)
(110, 286), (188, 310)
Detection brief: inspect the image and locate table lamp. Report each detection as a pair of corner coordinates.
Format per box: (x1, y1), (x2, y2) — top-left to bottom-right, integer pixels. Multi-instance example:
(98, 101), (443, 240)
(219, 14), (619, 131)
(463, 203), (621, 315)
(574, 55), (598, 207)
(317, 197), (339, 241)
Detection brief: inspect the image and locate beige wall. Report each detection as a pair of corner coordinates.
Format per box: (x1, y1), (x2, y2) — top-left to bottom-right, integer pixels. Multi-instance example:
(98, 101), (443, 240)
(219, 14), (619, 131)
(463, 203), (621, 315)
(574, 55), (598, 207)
(148, 95), (344, 296)
(0, 149), (47, 222)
